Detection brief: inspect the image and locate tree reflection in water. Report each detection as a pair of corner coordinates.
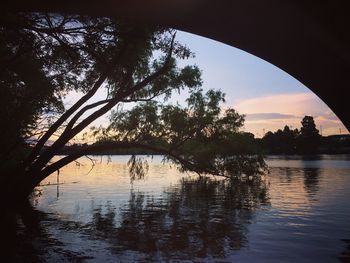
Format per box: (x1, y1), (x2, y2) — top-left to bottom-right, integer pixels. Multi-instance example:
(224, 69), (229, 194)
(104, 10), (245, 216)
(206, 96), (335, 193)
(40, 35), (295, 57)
(87, 176), (270, 260)
(303, 168), (321, 199)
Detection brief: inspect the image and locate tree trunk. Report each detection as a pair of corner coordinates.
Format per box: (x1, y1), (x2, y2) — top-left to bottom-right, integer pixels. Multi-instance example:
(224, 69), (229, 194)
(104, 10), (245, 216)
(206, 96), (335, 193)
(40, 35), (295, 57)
(2, 167), (38, 210)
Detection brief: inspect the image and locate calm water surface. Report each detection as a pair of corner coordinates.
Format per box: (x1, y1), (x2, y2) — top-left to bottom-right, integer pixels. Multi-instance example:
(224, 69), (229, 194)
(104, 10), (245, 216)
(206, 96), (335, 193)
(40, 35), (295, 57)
(19, 155), (350, 262)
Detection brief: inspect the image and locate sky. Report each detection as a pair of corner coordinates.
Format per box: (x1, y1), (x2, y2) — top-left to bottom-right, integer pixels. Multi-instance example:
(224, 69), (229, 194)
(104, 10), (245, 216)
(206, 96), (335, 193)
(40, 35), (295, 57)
(175, 31), (349, 137)
(64, 30), (349, 139)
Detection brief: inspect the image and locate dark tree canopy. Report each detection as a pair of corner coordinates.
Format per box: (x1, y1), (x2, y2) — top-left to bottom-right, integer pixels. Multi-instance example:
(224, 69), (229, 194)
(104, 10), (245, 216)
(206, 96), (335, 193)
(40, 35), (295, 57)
(298, 116), (321, 154)
(0, 12), (266, 201)
(300, 116), (319, 137)
(95, 89), (265, 179)
(261, 126), (299, 154)
(261, 116), (322, 155)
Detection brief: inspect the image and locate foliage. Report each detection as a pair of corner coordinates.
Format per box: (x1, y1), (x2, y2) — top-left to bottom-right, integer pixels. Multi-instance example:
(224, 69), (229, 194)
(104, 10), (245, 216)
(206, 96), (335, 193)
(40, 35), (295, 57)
(262, 125), (299, 154)
(1, 12), (266, 200)
(95, 89), (266, 179)
(0, 13), (68, 161)
(261, 116), (321, 154)
(298, 115), (321, 154)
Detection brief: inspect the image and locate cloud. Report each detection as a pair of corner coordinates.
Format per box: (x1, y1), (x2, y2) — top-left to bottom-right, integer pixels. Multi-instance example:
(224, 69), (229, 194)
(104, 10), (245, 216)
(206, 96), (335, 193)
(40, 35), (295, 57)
(245, 113), (297, 121)
(229, 92), (349, 136)
(233, 92), (320, 116)
(320, 112), (341, 121)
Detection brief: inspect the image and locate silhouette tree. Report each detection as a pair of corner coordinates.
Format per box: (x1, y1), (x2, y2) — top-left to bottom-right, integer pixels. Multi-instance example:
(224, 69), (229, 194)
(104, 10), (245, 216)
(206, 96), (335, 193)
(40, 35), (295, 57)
(280, 125), (299, 154)
(261, 126), (298, 154)
(1, 13), (266, 203)
(298, 116), (321, 154)
(0, 13), (67, 167)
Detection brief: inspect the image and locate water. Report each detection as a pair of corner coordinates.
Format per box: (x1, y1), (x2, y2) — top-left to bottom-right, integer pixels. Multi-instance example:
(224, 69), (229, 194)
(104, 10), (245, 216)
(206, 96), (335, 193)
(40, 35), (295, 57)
(10, 155), (350, 262)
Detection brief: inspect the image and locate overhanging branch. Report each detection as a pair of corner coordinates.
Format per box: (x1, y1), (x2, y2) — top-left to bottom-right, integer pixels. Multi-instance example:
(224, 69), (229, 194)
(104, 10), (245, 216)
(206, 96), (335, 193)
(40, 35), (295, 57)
(23, 50), (124, 167)
(36, 141), (201, 185)
(64, 99), (113, 132)
(28, 31), (177, 176)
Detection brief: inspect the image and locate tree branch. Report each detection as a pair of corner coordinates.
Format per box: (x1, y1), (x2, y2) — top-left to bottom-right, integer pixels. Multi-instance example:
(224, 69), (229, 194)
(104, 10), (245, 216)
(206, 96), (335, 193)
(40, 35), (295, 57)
(65, 37), (177, 143)
(64, 99), (113, 132)
(35, 141), (200, 185)
(121, 87), (175, 103)
(28, 32), (176, 175)
(23, 51), (124, 167)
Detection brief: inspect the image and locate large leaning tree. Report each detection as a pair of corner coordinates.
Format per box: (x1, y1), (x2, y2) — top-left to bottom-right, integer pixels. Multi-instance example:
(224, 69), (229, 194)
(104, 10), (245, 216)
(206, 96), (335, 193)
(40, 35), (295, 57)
(0, 12), (266, 202)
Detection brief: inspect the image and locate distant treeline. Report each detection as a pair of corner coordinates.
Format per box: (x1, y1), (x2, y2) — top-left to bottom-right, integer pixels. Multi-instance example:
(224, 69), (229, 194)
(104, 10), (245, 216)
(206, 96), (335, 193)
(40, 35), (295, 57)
(257, 130), (350, 155)
(256, 116), (350, 154)
(58, 116), (350, 156)
(59, 144), (159, 156)
(58, 133), (350, 156)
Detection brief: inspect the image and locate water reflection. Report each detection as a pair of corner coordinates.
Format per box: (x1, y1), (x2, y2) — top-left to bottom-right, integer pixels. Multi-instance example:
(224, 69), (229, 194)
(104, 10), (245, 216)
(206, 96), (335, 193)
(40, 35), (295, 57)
(1, 199), (96, 262)
(339, 239), (350, 262)
(7, 155), (350, 262)
(78, 176), (269, 260)
(270, 166), (321, 201)
(283, 167), (294, 184)
(1, 203), (44, 262)
(303, 168), (321, 199)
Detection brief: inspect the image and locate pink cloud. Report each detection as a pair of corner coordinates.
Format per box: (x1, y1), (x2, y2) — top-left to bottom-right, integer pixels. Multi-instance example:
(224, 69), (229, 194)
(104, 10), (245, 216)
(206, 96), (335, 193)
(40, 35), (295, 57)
(230, 92), (348, 137)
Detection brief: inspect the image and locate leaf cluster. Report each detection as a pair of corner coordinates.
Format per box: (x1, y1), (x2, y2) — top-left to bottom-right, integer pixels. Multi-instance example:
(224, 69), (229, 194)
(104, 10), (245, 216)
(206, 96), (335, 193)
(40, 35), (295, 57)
(97, 89), (266, 179)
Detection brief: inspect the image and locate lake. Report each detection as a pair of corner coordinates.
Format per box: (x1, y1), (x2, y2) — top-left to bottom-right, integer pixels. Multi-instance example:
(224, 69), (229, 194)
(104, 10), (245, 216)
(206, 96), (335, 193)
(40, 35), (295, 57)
(8, 155), (350, 262)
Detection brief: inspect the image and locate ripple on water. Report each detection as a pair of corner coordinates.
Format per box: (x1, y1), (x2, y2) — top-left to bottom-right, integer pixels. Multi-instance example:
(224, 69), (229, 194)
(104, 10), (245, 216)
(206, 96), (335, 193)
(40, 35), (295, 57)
(23, 155), (350, 262)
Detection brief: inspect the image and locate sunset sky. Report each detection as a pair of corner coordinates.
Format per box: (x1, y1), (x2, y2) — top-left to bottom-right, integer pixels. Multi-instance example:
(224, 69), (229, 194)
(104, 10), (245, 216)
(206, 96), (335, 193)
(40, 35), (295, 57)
(176, 31), (348, 137)
(64, 31), (349, 139)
